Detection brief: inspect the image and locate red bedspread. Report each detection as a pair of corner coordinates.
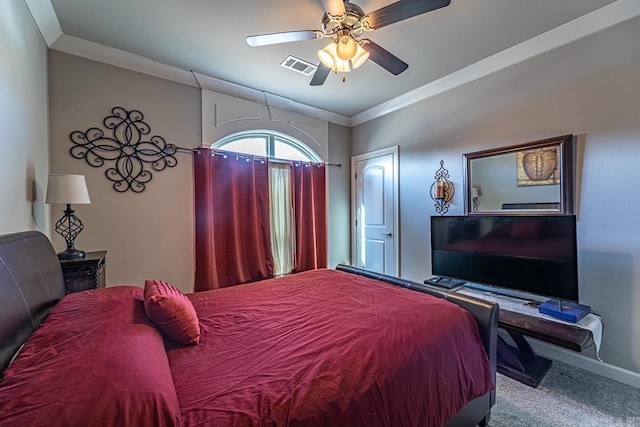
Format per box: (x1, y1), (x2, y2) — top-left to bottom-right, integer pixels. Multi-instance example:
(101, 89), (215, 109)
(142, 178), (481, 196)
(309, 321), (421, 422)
(168, 269), (493, 426)
(0, 286), (181, 427)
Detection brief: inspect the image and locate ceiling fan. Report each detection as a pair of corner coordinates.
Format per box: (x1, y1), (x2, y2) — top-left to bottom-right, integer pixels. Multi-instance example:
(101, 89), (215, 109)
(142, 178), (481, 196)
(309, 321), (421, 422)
(246, 0), (451, 85)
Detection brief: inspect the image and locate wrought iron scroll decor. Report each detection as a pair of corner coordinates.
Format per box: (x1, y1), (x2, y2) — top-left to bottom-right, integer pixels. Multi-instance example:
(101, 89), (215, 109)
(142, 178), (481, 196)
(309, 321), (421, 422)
(69, 107), (178, 193)
(429, 160), (455, 216)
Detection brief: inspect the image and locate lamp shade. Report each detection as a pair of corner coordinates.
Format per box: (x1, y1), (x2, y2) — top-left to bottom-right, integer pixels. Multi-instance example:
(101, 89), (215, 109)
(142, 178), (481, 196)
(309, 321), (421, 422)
(336, 35), (357, 60)
(350, 43), (370, 69)
(46, 174), (91, 205)
(318, 42), (340, 69)
(471, 187), (481, 198)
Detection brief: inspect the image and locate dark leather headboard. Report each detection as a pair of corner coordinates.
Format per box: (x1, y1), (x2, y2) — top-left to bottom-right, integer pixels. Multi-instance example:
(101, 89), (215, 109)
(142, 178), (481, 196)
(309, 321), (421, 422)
(0, 231), (65, 373)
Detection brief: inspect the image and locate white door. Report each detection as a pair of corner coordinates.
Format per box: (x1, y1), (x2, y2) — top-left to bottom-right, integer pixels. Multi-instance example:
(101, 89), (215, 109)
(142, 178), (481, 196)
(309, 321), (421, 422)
(352, 147), (398, 275)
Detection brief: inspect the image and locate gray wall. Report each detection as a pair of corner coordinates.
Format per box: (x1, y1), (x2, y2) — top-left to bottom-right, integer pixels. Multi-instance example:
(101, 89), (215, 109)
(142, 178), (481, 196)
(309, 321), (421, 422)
(48, 51), (351, 293)
(328, 123), (351, 268)
(0, 0), (49, 234)
(352, 17), (640, 375)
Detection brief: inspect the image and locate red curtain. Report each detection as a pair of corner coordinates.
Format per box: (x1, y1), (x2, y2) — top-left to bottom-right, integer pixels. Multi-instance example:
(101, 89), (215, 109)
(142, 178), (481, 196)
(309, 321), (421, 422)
(193, 149), (273, 291)
(291, 162), (328, 272)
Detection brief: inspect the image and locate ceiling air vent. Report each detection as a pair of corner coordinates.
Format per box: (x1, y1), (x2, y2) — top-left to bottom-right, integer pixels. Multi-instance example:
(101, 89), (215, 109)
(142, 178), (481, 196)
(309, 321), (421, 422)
(281, 56), (317, 76)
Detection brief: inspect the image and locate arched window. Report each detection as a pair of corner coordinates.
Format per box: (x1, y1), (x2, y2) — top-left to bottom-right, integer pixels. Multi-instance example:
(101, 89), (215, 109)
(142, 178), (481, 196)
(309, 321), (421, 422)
(210, 131), (324, 277)
(211, 131), (322, 162)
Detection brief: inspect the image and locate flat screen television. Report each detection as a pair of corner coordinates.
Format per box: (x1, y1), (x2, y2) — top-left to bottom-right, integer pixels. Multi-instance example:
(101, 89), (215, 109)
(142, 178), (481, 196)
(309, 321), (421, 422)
(430, 215), (579, 302)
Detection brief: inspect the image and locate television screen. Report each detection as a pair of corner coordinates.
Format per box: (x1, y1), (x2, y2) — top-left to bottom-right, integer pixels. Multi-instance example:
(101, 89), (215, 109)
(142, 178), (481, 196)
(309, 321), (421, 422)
(430, 215), (578, 301)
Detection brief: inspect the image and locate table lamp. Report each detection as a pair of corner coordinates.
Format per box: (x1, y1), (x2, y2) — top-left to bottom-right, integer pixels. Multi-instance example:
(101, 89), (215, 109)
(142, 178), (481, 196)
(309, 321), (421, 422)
(46, 174), (91, 260)
(471, 187), (481, 211)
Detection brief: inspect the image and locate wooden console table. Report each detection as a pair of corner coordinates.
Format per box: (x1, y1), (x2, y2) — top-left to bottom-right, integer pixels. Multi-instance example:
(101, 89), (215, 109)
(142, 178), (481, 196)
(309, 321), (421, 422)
(456, 288), (599, 387)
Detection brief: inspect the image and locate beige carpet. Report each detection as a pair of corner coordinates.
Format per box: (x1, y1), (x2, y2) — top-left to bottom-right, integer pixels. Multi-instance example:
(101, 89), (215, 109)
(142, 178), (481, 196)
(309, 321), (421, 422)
(489, 361), (640, 427)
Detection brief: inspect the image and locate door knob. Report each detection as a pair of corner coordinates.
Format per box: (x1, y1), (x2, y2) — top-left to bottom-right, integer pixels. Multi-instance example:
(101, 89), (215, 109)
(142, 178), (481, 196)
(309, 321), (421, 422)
(384, 232), (393, 237)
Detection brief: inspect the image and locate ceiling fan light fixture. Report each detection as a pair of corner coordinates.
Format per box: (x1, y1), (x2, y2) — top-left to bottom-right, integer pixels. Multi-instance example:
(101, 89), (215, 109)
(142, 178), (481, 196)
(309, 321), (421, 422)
(336, 35), (357, 61)
(318, 39), (369, 74)
(249, 0), (450, 86)
(319, 42), (351, 72)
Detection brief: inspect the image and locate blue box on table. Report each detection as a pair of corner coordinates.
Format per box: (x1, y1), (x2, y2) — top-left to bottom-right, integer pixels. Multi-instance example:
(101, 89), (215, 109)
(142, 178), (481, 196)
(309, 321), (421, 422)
(538, 299), (591, 323)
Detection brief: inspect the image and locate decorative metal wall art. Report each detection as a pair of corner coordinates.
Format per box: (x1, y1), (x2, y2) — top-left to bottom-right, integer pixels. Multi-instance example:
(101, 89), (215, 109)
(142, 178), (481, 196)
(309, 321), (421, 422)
(69, 107), (178, 193)
(429, 160), (455, 216)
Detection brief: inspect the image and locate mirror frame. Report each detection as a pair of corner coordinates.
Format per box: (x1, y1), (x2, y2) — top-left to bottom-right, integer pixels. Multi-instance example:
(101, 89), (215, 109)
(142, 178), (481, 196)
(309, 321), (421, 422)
(463, 134), (575, 215)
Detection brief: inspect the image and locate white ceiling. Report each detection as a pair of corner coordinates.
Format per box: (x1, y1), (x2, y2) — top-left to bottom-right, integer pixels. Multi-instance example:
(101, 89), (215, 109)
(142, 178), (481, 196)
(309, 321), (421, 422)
(28, 0), (640, 125)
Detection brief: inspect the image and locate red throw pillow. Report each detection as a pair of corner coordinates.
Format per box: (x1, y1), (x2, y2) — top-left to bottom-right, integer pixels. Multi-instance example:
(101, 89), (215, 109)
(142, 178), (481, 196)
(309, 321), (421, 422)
(144, 279), (201, 345)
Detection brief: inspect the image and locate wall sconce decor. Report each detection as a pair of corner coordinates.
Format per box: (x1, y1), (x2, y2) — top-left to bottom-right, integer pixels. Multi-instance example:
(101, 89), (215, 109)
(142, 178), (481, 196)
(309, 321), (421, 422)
(69, 106), (178, 193)
(471, 186), (481, 211)
(46, 174), (91, 259)
(429, 160), (455, 216)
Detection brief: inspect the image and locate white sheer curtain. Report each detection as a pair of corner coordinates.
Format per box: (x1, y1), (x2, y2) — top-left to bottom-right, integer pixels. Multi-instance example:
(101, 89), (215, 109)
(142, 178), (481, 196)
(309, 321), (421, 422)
(268, 161), (295, 276)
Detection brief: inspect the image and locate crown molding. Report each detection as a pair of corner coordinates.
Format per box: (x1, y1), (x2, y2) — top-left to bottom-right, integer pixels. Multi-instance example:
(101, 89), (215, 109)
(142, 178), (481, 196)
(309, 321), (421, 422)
(25, 0), (351, 127)
(26, 0), (639, 128)
(192, 72), (351, 126)
(351, 0), (640, 126)
(51, 34), (201, 87)
(24, 0), (63, 46)
(50, 34), (351, 126)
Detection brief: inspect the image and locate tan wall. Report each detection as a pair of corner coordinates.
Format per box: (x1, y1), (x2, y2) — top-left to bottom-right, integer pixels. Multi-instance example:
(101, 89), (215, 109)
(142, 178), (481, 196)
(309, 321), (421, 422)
(0, 0), (49, 235)
(48, 51), (352, 293)
(49, 52), (201, 293)
(352, 17), (640, 375)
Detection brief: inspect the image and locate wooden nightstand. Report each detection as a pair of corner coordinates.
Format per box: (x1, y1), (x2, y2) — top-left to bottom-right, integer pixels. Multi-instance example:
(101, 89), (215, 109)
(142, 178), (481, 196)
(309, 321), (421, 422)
(60, 251), (107, 294)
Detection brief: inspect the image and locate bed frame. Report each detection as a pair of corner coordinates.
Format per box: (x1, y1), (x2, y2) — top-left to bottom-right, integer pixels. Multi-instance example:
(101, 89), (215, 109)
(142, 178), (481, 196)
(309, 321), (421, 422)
(336, 264), (498, 426)
(0, 231), (497, 426)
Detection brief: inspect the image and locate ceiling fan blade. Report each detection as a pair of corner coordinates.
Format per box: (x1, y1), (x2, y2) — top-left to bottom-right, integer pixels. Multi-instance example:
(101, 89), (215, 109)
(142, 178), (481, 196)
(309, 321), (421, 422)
(246, 30), (320, 47)
(366, 0), (451, 30)
(320, 0), (346, 17)
(310, 64), (331, 86)
(362, 40), (408, 75)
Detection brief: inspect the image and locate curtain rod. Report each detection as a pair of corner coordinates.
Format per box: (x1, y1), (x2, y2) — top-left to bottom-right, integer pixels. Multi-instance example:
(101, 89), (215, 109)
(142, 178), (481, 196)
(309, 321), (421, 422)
(171, 145), (342, 168)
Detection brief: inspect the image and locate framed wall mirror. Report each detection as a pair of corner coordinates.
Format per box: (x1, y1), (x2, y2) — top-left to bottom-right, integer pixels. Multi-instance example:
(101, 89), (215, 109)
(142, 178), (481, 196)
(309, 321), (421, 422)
(464, 134), (575, 215)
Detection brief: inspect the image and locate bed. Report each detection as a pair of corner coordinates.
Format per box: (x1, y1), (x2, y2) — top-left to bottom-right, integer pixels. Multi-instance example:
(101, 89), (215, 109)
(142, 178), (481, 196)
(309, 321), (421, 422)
(0, 231), (498, 426)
